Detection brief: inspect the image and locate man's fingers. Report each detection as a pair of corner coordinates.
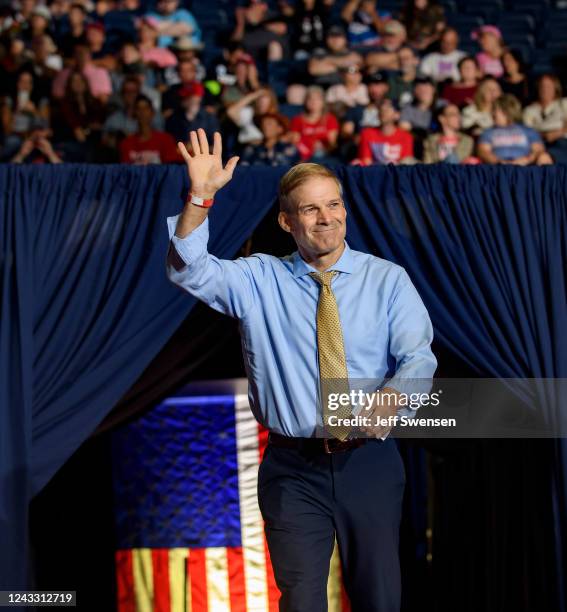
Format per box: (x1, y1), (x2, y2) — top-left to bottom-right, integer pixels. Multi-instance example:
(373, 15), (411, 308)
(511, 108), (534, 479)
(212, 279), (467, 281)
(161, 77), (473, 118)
(224, 156), (239, 177)
(177, 141), (191, 163)
(197, 128), (209, 155)
(190, 130), (200, 155)
(212, 131), (222, 158)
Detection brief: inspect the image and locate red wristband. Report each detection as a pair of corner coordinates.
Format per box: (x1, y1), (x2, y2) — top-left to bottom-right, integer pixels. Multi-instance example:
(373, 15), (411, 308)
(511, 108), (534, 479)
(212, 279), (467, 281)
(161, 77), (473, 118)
(188, 193), (214, 208)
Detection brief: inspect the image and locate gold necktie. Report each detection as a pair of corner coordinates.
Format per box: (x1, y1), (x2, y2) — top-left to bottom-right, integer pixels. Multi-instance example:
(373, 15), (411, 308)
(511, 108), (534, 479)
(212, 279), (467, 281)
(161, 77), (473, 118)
(310, 271), (352, 441)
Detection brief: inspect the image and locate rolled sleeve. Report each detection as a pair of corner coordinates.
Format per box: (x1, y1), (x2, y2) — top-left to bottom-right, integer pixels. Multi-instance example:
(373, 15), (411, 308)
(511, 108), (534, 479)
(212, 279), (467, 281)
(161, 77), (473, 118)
(166, 213), (209, 267)
(386, 269), (437, 408)
(165, 214), (263, 319)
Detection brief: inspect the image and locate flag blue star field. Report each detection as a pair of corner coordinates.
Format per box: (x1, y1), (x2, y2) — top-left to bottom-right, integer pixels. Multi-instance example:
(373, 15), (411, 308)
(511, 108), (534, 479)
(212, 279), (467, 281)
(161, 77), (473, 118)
(111, 384), (350, 611)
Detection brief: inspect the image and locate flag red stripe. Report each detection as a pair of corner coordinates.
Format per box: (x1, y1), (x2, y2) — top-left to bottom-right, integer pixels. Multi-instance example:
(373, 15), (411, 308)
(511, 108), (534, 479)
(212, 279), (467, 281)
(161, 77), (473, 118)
(257, 426), (270, 461)
(115, 550), (136, 612)
(151, 549), (171, 612)
(226, 547), (247, 612)
(257, 424), (281, 612)
(340, 564), (351, 612)
(189, 548), (208, 612)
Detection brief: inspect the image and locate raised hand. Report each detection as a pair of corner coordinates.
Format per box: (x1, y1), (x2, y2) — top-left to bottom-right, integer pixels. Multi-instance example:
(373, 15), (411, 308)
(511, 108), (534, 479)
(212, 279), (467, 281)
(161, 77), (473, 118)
(177, 129), (239, 198)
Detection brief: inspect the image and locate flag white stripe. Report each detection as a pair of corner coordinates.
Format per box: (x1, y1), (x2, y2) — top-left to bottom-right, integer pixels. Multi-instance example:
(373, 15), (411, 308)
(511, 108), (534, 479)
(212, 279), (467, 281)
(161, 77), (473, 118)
(168, 548), (190, 612)
(205, 547), (230, 610)
(132, 549), (154, 612)
(234, 393), (270, 611)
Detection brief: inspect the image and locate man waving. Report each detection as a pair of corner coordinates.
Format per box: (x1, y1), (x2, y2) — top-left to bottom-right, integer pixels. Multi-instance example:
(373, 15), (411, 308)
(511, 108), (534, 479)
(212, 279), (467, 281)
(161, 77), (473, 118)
(166, 128), (437, 611)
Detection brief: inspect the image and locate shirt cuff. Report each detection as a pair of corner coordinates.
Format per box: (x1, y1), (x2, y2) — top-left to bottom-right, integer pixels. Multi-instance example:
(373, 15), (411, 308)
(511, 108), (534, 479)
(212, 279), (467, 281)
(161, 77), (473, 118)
(167, 214), (209, 266)
(386, 376), (432, 396)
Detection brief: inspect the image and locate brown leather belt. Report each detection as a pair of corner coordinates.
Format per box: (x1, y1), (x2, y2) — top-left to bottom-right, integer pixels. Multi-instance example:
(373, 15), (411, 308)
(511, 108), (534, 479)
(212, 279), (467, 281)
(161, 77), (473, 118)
(268, 432), (367, 454)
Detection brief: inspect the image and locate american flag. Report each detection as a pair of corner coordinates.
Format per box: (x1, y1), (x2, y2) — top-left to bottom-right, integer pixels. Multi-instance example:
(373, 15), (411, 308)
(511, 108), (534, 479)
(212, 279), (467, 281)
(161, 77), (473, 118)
(112, 383), (351, 611)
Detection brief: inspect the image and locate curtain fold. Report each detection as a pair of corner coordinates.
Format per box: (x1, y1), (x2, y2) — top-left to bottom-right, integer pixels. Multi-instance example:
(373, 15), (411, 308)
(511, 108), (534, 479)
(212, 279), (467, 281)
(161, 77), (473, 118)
(338, 165), (567, 379)
(0, 164), (277, 588)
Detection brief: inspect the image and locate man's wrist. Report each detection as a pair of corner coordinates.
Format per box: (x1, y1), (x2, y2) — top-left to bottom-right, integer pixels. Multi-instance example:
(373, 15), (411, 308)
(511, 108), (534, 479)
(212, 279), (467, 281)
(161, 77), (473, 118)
(190, 186), (217, 199)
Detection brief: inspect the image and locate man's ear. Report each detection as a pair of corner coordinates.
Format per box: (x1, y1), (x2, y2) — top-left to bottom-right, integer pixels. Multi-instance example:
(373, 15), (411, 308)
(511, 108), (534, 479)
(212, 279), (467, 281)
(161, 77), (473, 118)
(278, 211), (292, 233)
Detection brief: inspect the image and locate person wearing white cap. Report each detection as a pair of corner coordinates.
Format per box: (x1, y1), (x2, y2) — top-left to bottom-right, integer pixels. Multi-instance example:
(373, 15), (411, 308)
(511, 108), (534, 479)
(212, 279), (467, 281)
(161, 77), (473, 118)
(22, 5), (51, 43)
(365, 20), (407, 72)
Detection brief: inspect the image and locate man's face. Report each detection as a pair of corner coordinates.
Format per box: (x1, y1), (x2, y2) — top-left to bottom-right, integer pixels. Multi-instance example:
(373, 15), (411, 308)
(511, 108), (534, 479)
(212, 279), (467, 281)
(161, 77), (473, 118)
(368, 81), (389, 103)
(440, 104), (461, 130)
(69, 6), (85, 26)
(440, 30), (458, 54)
(382, 27), (405, 51)
(31, 15), (48, 32)
(122, 80), (140, 104)
(278, 177), (347, 260)
(135, 100), (154, 124)
(378, 100), (398, 125)
(157, 0), (177, 15)
(398, 48), (417, 73)
(414, 82), (435, 104)
(326, 33), (347, 53)
(539, 76), (556, 103)
(343, 65), (362, 84)
(21, 0), (35, 14)
(178, 60), (196, 83)
(86, 27), (105, 47)
(181, 94), (201, 116)
(261, 117), (283, 140)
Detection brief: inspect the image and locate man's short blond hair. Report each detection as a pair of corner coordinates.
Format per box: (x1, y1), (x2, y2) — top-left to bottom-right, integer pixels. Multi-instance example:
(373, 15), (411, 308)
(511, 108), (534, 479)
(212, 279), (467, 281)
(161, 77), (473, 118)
(278, 163), (343, 212)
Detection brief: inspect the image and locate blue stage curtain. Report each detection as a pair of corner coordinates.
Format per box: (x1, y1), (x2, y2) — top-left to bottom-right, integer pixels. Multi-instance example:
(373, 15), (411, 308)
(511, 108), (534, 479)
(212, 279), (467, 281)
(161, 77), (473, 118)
(338, 165), (567, 379)
(1, 164), (566, 594)
(335, 164), (567, 610)
(0, 164), (278, 588)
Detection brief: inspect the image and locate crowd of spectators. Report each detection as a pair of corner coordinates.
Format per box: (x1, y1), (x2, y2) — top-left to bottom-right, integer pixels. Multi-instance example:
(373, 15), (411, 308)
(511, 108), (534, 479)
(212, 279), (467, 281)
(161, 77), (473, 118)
(1, 0), (567, 166)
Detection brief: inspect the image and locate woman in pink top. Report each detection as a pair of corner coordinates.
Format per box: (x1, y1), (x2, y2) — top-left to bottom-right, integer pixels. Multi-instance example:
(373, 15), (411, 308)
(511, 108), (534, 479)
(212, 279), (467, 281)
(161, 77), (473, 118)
(137, 16), (178, 69)
(473, 25), (504, 78)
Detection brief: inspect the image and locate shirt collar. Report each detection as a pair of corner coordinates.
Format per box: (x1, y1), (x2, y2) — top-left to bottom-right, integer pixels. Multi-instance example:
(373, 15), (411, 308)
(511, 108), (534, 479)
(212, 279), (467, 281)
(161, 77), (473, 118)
(292, 241), (354, 277)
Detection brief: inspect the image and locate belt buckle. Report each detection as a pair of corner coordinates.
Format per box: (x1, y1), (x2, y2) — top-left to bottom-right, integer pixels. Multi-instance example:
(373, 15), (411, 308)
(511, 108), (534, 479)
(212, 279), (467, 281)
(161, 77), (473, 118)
(324, 438), (346, 454)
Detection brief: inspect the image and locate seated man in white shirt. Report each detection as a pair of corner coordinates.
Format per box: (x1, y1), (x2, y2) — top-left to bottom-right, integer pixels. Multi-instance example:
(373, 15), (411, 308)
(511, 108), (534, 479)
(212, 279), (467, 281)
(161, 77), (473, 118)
(419, 27), (465, 84)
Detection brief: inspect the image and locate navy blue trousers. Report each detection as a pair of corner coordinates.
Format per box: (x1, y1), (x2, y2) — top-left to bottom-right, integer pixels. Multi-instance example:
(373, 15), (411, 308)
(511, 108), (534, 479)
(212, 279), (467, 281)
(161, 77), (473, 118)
(257, 437), (406, 612)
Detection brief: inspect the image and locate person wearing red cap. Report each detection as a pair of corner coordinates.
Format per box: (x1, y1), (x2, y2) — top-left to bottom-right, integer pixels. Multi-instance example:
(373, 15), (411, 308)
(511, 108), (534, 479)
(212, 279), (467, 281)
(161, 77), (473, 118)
(85, 22), (115, 71)
(165, 82), (220, 144)
(162, 59), (200, 117)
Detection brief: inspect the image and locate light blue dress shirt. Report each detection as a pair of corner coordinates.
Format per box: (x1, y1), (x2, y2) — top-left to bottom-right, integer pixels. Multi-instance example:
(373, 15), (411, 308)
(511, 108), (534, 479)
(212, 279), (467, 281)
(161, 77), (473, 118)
(166, 215), (437, 437)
